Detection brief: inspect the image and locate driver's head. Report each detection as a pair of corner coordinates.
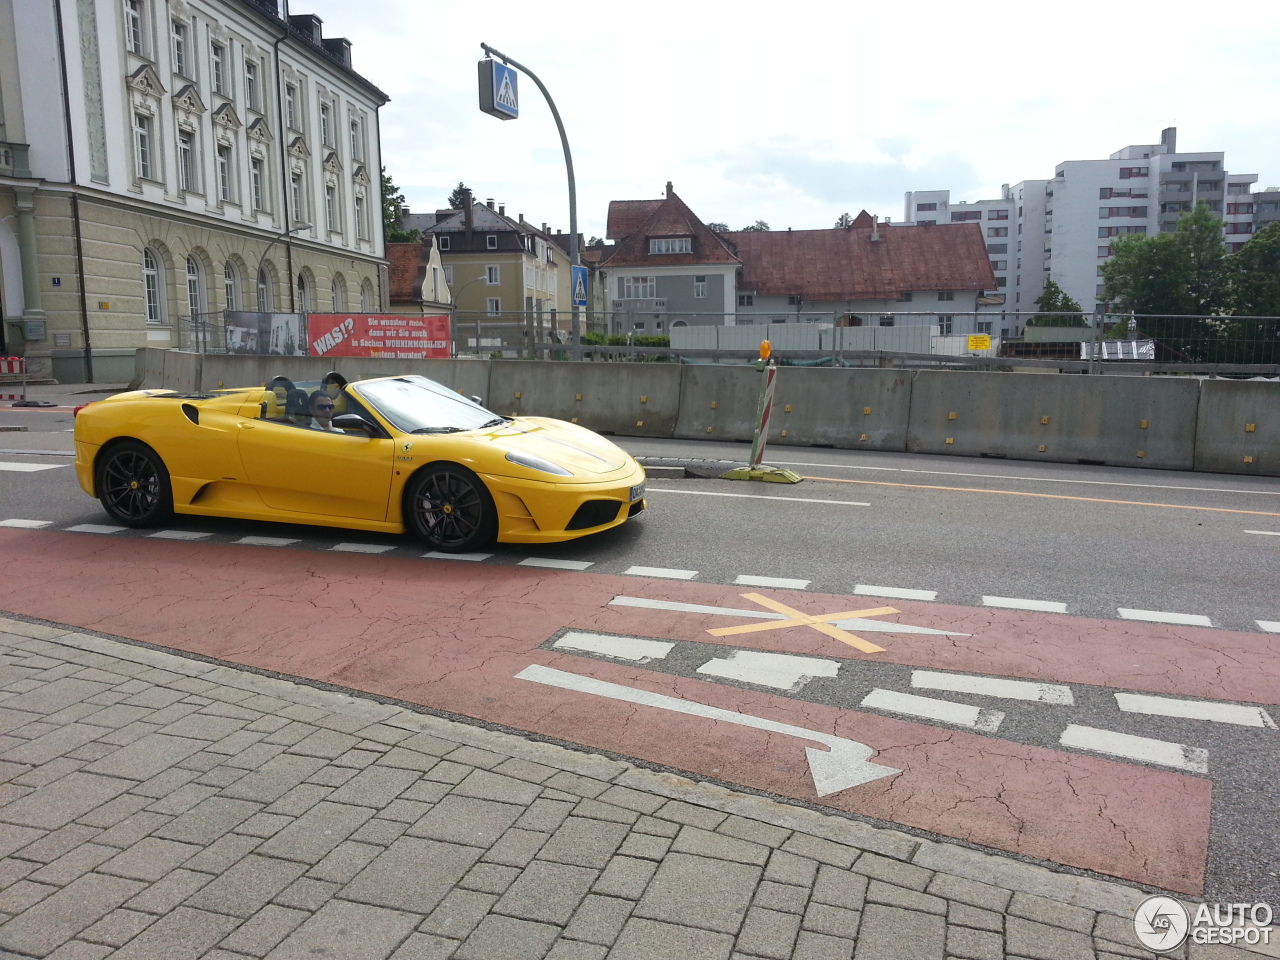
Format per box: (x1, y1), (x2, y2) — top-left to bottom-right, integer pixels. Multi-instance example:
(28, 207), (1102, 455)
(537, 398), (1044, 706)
(308, 391), (335, 418)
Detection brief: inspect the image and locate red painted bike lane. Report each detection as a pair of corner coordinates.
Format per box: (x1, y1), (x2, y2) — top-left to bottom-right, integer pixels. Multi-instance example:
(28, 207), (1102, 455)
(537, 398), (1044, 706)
(5, 529), (1276, 895)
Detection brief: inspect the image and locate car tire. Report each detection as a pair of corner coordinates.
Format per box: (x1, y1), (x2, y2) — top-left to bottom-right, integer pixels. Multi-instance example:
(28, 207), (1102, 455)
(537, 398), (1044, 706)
(96, 440), (175, 528)
(404, 463), (499, 552)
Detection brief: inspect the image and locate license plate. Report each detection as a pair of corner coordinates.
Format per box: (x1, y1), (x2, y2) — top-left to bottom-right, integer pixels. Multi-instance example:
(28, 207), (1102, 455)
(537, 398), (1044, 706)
(629, 483), (645, 502)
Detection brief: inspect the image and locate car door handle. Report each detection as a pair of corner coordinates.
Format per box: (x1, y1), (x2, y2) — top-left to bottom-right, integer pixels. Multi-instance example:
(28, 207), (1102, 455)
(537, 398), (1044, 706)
(239, 422), (256, 430)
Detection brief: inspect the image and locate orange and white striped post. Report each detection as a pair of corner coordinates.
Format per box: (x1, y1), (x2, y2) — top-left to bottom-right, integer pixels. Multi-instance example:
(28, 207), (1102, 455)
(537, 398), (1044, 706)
(721, 340), (803, 484)
(0, 356), (27, 403)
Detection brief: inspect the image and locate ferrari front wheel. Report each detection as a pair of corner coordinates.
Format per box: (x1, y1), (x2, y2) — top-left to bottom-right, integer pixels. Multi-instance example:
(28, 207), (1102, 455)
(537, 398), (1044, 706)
(405, 463), (498, 552)
(96, 440), (174, 527)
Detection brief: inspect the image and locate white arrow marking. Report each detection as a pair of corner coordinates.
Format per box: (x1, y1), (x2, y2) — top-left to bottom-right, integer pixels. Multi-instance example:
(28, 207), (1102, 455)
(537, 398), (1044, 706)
(514, 664), (900, 797)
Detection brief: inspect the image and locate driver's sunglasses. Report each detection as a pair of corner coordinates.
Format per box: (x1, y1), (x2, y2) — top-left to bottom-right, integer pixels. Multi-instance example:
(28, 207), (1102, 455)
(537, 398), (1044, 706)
(314, 403), (335, 411)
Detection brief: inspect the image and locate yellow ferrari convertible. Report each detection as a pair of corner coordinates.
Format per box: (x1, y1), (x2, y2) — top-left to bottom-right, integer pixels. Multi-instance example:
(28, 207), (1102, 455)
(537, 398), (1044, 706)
(73, 372), (646, 552)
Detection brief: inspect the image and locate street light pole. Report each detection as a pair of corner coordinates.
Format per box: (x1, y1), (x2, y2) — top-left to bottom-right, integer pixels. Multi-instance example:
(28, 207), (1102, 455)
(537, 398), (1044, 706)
(255, 222), (312, 313)
(479, 43), (580, 360)
(451, 275), (489, 356)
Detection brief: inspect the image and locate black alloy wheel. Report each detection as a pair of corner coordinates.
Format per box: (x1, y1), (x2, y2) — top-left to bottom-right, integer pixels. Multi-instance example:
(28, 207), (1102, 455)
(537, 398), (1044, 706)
(96, 440), (175, 527)
(405, 463), (498, 552)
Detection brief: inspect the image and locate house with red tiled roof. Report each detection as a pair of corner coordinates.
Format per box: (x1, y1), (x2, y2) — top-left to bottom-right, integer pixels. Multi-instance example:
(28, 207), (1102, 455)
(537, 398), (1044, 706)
(725, 210), (998, 337)
(601, 183), (741, 334)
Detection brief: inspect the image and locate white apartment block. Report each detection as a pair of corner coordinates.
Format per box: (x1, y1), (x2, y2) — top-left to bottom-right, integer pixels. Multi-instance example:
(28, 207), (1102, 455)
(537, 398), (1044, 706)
(0, 0), (387, 381)
(906, 128), (1270, 322)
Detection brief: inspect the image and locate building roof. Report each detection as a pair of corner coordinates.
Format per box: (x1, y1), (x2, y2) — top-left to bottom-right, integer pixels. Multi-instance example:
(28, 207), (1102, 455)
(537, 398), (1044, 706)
(603, 185), (740, 268)
(387, 241), (450, 303)
(730, 220), (996, 301)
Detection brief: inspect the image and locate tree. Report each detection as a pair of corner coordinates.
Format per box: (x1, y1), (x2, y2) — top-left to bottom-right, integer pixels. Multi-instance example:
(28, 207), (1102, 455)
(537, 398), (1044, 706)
(448, 181), (472, 209)
(587, 236), (605, 248)
(1228, 221), (1280, 317)
(1026, 279), (1085, 327)
(381, 167), (420, 242)
(834, 212), (853, 228)
(741, 220), (770, 232)
(705, 222), (729, 233)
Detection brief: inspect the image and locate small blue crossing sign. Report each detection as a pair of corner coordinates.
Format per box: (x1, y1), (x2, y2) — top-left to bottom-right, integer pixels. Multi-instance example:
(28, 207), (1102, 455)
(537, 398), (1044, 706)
(478, 59), (519, 121)
(571, 265), (588, 307)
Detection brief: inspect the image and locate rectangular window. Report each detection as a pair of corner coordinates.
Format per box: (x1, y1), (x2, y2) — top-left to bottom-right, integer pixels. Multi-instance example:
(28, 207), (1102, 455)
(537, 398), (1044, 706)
(177, 129), (195, 191)
(1226, 203), (1254, 215)
(134, 113), (153, 179)
(216, 144), (232, 201)
(991, 261), (1007, 271)
(319, 102), (332, 145)
(915, 202), (937, 212)
(325, 185), (337, 231)
(787, 295), (802, 305)
(738, 293), (753, 306)
(172, 21), (188, 77)
(977, 321), (993, 333)
(917, 220), (936, 226)
(950, 210), (982, 221)
(937, 290), (954, 301)
(896, 291), (913, 302)
(486, 265), (500, 285)
(938, 315), (953, 335)
(879, 316), (895, 327)
(1098, 246), (1112, 257)
(1226, 222), (1254, 235)
(250, 157), (264, 210)
(994, 277), (1007, 287)
(648, 237), (692, 254)
(244, 59), (259, 110)
(444, 265), (453, 286)
(987, 209), (1009, 220)
(694, 276), (707, 298)
(210, 42), (225, 94)
(987, 243), (1007, 254)
(987, 227), (1008, 237)
(350, 119), (362, 160)
(354, 195), (366, 239)
(290, 173), (304, 221)
(125, 0), (144, 55)
(487, 297), (500, 316)
(1099, 206), (1147, 219)
(285, 84), (298, 129)
(1119, 166), (1148, 179)
(438, 235), (450, 251)
(486, 235), (498, 250)
(623, 276), (657, 299)
(1098, 225), (1147, 237)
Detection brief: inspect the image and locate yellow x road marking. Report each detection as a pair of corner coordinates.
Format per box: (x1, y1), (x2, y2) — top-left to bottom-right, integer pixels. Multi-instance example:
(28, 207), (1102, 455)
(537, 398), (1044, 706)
(706, 593), (898, 654)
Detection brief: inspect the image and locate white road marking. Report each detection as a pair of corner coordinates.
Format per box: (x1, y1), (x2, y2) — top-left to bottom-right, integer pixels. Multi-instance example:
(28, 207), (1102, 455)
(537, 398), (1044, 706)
(520, 557), (594, 571)
(553, 632), (674, 662)
(0, 462), (65, 472)
(860, 689), (1005, 733)
(698, 650), (840, 690)
(515, 664), (900, 796)
(646, 488), (869, 506)
(66, 524), (126, 534)
(1258, 621), (1280, 634)
(235, 536), (300, 547)
(911, 670), (1075, 705)
(148, 530), (212, 540)
(735, 575), (810, 590)
(0, 519), (52, 528)
(424, 551), (493, 562)
(606, 596), (970, 635)
(855, 585), (938, 601)
(331, 543), (396, 554)
(1059, 723), (1209, 774)
(1117, 608), (1212, 627)
(983, 596), (1068, 614)
(1244, 530), (1280, 536)
(625, 565), (698, 580)
(1115, 693), (1276, 729)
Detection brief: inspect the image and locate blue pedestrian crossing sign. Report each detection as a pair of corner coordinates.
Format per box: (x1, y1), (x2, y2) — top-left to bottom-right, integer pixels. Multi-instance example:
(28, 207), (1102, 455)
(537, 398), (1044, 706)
(571, 265), (588, 307)
(478, 59), (519, 120)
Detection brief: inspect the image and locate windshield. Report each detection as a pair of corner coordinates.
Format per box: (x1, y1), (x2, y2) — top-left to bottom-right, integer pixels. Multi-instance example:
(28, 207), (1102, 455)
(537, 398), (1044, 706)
(354, 376), (506, 434)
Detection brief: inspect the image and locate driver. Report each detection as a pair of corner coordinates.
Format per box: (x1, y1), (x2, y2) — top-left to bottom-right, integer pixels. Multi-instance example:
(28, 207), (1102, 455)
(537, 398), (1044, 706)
(307, 391), (343, 432)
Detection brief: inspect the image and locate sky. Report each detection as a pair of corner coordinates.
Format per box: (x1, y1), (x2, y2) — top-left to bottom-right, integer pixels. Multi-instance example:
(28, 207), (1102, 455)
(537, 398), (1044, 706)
(297, 0), (1280, 241)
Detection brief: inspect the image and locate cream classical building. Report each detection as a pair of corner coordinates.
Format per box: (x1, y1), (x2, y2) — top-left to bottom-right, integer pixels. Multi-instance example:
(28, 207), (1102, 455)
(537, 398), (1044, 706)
(0, 0), (387, 381)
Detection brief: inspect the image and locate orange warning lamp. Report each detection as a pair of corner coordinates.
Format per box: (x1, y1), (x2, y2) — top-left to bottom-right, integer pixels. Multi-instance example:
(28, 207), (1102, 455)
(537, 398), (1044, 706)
(759, 340), (772, 360)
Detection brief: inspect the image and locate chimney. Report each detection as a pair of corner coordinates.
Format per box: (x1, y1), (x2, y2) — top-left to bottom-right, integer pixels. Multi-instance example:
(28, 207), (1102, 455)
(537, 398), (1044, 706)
(498, 204), (505, 216)
(665, 181), (673, 198)
(1002, 183), (1011, 200)
(486, 198), (495, 210)
(870, 215), (881, 242)
(1161, 126), (1177, 152)
(542, 222), (547, 233)
(462, 189), (473, 239)
(556, 229), (561, 235)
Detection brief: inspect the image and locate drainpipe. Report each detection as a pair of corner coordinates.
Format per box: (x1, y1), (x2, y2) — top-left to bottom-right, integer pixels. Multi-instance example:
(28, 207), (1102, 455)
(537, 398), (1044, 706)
(272, 28), (295, 312)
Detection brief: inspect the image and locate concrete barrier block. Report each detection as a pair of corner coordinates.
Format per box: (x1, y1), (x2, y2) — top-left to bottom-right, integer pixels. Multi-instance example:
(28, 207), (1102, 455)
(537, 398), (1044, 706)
(136, 348), (167, 388)
(1194, 379), (1280, 477)
(906, 371), (1198, 470)
(674, 364), (762, 442)
(164, 350), (202, 393)
(772, 368), (911, 451)
(488, 360), (679, 437)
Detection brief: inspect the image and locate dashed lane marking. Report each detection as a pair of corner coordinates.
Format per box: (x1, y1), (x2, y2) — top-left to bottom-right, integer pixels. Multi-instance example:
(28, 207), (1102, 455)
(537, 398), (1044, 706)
(911, 670), (1075, 705)
(624, 565), (698, 580)
(235, 536), (300, 547)
(983, 596), (1068, 614)
(735, 575), (810, 590)
(1258, 621), (1280, 634)
(66, 524), (126, 534)
(607, 596), (970, 635)
(0, 519), (52, 528)
(1244, 530), (1280, 536)
(331, 543), (397, 554)
(553, 632), (674, 662)
(1118, 608), (1213, 627)
(0, 462), (65, 472)
(1060, 723), (1209, 774)
(520, 557), (594, 571)
(706, 593), (896, 654)
(1115, 693), (1277, 729)
(148, 530), (212, 541)
(646, 487), (869, 507)
(861, 688), (1005, 733)
(424, 551), (493, 562)
(697, 650), (840, 690)
(854, 585), (937, 601)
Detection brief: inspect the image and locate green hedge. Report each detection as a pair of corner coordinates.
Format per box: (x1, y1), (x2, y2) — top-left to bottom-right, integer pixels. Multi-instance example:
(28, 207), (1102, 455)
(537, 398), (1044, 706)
(580, 333), (670, 348)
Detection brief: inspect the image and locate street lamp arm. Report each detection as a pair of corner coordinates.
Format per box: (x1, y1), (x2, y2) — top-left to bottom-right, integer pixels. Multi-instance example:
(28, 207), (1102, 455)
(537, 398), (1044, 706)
(254, 223), (312, 311)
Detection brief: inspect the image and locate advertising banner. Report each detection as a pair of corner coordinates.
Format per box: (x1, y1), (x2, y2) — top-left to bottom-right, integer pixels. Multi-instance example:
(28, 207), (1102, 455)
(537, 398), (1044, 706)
(225, 312), (307, 356)
(306, 314), (451, 360)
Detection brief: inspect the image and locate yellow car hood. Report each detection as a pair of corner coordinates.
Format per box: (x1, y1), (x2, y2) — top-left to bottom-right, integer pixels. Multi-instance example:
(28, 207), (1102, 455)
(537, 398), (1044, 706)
(484, 417), (630, 477)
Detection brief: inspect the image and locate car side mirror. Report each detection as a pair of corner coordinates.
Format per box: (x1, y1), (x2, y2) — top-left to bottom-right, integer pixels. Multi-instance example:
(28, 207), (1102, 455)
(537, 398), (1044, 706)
(332, 413), (380, 436)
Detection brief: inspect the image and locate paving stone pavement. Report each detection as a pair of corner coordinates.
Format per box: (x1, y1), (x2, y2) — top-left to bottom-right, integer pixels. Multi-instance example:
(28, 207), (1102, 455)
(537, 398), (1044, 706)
(0, 615), (1274, 960)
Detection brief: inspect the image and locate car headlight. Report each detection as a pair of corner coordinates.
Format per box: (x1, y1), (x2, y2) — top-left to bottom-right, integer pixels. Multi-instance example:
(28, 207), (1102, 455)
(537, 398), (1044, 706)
(505, 451), (572, 476)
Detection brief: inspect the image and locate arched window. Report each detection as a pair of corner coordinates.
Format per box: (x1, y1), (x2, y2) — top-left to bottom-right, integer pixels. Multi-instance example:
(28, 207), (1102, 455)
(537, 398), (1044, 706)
(330, 275), (346, 312)
(186, 255), (205, 318)
(360, 278), (374, 311)
(257, 266), (272, 311)
(223, 262), (240, 311)
(296, 272), (311, 312)
(142, 247), (165, 324)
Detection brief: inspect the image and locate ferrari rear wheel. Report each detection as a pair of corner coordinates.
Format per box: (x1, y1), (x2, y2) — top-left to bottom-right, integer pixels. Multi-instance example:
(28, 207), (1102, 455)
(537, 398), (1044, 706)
(96, 441), (174, 528)
(405, 463), (498, 552)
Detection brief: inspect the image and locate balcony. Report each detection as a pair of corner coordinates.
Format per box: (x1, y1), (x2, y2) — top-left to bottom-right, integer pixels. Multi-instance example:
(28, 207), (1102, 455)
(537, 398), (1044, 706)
(0, 142), (31, 178)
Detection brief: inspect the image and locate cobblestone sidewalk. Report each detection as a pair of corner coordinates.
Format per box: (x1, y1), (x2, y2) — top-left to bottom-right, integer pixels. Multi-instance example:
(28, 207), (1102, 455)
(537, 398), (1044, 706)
(0, 616), (1269, 960)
